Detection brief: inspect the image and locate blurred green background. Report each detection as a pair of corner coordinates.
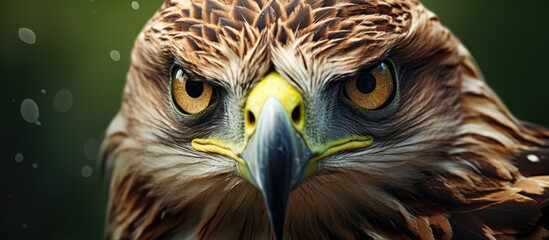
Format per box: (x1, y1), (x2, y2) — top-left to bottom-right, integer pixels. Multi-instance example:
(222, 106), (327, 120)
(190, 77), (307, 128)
(2, 1), (548, 239)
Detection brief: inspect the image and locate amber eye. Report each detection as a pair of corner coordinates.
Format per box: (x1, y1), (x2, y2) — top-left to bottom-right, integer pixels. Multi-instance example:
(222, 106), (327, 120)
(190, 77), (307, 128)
(171, 68), (214, 114)
(344, 61), (396, 110)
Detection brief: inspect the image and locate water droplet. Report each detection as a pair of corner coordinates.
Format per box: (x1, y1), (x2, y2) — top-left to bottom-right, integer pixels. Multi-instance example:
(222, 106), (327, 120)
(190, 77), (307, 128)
(83, 139), (100, 160)
(81, 165), (93, 178)
(131, 1), (140, 10)
(32, 163), (38, 169)
(35, 121), (41, 126)
(20, 99), (39, 123)
(18, 28), (36, 44)
(15, 153), (23, 163)
(110, 50), (121, 61)
(527, 154), (540, 163)
(53, 89), (73, 113)
(41, 89), (46, 94)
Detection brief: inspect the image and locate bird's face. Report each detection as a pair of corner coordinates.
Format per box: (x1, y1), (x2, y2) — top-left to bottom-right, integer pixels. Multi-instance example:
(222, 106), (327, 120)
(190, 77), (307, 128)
(103, 0), (522, 238)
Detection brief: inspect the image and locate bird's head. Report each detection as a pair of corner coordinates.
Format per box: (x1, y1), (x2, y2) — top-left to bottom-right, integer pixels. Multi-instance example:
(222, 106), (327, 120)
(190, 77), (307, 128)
(102, 0), (530, 238)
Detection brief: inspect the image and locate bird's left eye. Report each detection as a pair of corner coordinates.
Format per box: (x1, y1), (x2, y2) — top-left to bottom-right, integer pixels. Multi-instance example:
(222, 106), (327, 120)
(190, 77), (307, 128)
(171, 67), (215, 115)
(344, 61), (397, 110)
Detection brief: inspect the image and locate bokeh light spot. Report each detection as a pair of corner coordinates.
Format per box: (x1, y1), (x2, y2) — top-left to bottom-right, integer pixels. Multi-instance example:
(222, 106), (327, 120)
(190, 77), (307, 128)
(53, 89), (73, 113)
(82, 165), (93, 178)
(131, 1), (140, 10)
(21, 99), (39, 123)
(110, 50), (121, 61)
(15, 153), (24, 163)
(18, 28), (36, 44)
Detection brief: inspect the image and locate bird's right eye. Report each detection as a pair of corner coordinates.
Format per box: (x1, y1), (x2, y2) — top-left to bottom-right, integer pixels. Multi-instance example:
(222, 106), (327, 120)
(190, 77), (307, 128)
(171, 67), (215, 115)
(344, 60), (397, 110)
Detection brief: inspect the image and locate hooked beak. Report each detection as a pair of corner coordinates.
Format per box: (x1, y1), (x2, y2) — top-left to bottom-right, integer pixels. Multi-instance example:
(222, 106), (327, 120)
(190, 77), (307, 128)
(242, 97), (311, 240)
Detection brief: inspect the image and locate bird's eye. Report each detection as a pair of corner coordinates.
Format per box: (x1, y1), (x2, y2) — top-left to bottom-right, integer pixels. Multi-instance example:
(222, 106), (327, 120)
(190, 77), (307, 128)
(171, 67), (214, 115)
(344, 61), (396, 110)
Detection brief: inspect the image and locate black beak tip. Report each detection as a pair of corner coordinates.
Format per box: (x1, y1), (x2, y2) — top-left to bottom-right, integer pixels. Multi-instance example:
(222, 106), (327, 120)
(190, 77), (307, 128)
(263, 186), (289, 240)
(275, 230), (283, 240)
(273, 221), (284, 240)
(268, 206), (286, 240)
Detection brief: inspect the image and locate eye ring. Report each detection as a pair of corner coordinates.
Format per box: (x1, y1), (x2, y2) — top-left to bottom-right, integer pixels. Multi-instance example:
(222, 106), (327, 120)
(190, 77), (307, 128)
(170, 66), (215, 115)
(344, 60), (398, 110)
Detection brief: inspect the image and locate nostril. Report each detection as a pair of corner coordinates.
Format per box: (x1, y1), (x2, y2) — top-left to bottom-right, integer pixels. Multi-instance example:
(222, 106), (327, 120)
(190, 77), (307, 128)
(291, 104), (302, 124)
(247, 110), (256, 126)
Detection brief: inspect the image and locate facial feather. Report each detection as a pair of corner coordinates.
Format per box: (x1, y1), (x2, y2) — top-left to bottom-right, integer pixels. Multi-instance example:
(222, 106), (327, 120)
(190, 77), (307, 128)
(101, 0), (549, 239)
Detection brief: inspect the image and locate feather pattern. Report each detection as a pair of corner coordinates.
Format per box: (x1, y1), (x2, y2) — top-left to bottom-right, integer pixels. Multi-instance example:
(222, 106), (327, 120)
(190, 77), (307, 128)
(101, 0), (549, 239)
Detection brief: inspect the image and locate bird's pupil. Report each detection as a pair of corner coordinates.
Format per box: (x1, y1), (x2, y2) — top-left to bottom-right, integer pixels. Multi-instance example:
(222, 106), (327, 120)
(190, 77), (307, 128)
(186, 81), (204, 98)
(356, 73), (376, 94)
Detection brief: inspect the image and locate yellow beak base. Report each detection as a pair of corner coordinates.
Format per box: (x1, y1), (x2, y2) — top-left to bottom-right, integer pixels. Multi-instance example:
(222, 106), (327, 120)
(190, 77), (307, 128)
(244, 72), (305, 139)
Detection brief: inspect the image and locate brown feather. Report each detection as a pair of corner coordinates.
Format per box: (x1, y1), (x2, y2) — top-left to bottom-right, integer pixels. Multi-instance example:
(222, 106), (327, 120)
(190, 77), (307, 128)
(101, 0), (549, 239)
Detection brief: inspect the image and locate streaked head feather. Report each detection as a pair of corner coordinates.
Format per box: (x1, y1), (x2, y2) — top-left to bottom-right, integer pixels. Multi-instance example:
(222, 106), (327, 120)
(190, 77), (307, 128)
(101, 0), (549, 239)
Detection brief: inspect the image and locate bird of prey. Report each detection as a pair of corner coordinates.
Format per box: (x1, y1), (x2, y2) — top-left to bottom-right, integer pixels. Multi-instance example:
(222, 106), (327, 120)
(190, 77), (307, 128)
(101, 0), (549, 239)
